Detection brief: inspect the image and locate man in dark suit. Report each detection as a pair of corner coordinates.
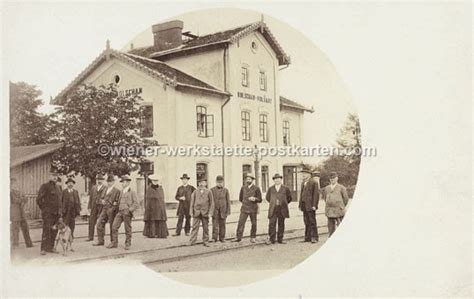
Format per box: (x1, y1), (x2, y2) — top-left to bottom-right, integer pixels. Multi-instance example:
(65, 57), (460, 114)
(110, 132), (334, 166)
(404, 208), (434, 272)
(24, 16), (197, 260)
(94, 175), (121, 246)
(265, 173), (293, 244)
(235, 174), (262, 243)
(298, 168), (320, 243)
(87, 174), (107, 241)
(210, 175), (231, 243)
(61, 177), (81, 237)
(173, 174), (196, 236)
(36, 168), (62, 255)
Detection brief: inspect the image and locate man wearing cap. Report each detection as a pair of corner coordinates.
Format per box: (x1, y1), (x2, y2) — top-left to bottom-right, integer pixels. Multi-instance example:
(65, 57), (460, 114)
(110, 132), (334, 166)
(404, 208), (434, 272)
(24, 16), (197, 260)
(36, 168), (62, 255)
(265, 173), (293, 244)
(235, 174), (262, 243)
(143, 175), (168, 239)
(210, 175), (231, 243)
(87, 174), (107, 241)
(189, 178), (214, 246)
(322, 172), (349, 237)
(61, 177), (81, 237)
(10, 177), (33, 248)
(174, 174), (196, 236)
(94, 175), (121, 246)
(108, 175), (139, 250)
(298, 168), (320, 243)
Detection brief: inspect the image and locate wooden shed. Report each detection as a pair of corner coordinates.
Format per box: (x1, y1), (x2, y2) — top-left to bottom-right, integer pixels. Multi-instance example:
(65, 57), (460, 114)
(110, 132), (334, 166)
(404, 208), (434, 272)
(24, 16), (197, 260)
(10, 143), (88, 219)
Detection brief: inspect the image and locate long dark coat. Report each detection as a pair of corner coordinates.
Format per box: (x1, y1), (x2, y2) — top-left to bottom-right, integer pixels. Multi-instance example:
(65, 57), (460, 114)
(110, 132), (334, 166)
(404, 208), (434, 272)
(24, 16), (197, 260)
(36, 180), (62, 216)
(298, 179), (320, 211)
(265, 184), (293, 219)
(239, 184), (262, 214)
(174, 184), (195, 216)
(88, 184), (107, 210)
(61, 188), (81, 220)
(144, 185), (167, 221)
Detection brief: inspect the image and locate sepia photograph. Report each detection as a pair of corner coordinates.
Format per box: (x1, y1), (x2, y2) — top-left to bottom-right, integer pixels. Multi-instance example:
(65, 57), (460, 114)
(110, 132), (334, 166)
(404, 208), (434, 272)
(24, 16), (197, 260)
(1, 1), (472, 297)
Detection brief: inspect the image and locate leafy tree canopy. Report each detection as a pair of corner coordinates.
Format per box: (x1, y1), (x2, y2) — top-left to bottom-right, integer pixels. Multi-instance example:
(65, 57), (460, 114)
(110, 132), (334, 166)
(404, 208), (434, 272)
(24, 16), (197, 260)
(51, 84), (156, 180)
(10, 81), (51, 146)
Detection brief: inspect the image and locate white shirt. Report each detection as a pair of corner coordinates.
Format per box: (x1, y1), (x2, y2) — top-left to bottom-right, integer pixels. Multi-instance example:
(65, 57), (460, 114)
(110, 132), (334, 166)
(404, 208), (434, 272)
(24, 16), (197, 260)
(330, 183), (337, 191)
(275, 184), (281, 192)
(122, 186), (130, 193)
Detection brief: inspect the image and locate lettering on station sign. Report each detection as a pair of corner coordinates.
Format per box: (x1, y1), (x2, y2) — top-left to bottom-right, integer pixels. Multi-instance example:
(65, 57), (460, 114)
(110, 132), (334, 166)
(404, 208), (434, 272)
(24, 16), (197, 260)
(119, 88), (143, 97)
(237, 91), (272, 104)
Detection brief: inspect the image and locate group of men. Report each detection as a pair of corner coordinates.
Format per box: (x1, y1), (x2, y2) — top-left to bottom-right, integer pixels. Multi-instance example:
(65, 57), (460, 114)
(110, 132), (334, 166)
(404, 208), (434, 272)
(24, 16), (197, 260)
(171, 167), (349, 247)
(17, 166), (349, 254)
(34, 170), (139, 254)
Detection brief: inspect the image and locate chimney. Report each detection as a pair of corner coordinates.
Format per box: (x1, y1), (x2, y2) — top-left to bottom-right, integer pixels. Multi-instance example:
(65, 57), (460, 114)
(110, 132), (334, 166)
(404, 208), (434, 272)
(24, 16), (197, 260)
(152, 20), (184, 51)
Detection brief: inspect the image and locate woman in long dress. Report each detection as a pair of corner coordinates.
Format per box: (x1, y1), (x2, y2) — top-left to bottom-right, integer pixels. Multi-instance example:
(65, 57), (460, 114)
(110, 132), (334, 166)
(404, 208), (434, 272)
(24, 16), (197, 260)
(143, 175), (169, 238)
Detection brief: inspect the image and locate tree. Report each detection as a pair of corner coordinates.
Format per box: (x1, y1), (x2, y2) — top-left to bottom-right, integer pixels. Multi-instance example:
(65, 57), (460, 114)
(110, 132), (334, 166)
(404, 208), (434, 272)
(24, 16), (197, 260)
(9, 81), (51, 146)
(51, 84), (155, 182)
(319, 113), (362, 197)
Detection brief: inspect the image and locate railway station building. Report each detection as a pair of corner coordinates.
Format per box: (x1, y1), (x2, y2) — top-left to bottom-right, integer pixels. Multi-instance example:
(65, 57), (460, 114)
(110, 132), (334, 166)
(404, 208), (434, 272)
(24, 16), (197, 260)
(53, 20), (314, 204)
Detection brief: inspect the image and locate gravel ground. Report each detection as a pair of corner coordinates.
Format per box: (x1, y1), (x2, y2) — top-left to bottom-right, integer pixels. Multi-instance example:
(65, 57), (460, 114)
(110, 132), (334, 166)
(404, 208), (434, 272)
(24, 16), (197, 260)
(149, 235), (328, 288)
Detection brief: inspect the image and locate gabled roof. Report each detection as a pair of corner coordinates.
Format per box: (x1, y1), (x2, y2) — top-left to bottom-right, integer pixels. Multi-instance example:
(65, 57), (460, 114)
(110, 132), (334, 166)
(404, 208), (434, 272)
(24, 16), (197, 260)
(51, 48), (229, 105)
(129, 21), (291, 66)
(10, 143), (63, 168)
(280, 96), (314, 113)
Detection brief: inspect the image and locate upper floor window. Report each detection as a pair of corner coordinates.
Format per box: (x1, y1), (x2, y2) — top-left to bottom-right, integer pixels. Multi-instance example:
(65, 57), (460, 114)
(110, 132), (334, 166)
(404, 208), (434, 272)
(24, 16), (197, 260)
(283, 120), (290, 146)
(241, 66), (249, 87)
(259, 114), (268, 142)
(141, 104), (153, 138)
(196, 106), (214, 137)
(259, 71), (267, 91)
(241, 111), (251, 141)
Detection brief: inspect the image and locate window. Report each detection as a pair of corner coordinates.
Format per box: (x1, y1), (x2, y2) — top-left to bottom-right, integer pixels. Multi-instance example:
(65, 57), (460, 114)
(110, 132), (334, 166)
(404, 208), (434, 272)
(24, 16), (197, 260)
(261, 165), (269, 192)
(242, 164), (252, 184)
(196, 163), (208, 182)
(259, 114), (268, 142)
(283, 120), (290, 146)
(141, 105), (153, 138)
(241, 111), (251, 141)
(196, 106), (214, 137)
(259, 71), (266, 91)
(241, 66), (249, 87)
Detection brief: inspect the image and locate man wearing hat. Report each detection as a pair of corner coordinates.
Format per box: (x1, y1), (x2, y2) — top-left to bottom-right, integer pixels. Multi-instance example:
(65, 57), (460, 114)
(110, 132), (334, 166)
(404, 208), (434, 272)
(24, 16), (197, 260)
(189, 178), (214, 246)
(235, 174), (262, 243)
(109, 175), (139, 250)
(173, 174), (196, 236)
(210, 175), (231, 243)
(87, 174), (107, 241)
(61, 177), (81, 237)
(322, 172), (349, 237)
(94, 175), (121, 246)
(298, 167), (320, 243)
(265, 174), (293, 244)
(36, 168), (62, 255)
(10, 177), (33, 248)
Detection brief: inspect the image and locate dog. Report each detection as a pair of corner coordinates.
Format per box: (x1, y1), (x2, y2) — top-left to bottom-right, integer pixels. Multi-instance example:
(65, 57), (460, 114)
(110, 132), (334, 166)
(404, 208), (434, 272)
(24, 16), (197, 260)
(53, 219), (74, 256)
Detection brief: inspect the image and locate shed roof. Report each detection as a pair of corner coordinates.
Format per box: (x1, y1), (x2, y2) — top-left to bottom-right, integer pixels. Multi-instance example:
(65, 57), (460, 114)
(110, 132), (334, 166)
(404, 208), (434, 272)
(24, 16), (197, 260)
(10, 143), (63, 168)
